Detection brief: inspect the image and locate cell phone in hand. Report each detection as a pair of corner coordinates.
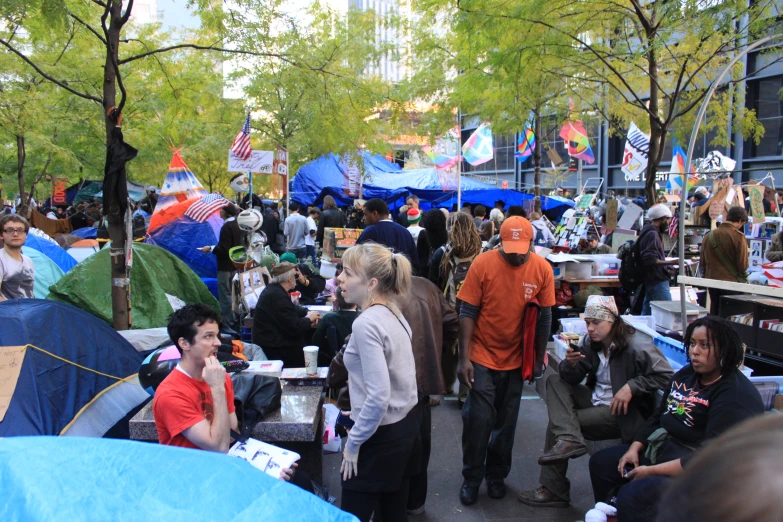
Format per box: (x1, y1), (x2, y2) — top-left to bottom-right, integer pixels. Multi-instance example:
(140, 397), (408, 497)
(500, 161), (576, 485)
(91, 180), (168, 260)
(336, 411), (355, 430)
(623, 463), (635, 477)
(568, 342), (582, 353)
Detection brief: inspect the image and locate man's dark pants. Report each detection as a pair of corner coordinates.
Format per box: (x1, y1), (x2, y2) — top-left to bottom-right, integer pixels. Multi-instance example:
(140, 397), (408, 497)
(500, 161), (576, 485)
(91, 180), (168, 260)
(287, 247), (307, 260)
(539, 374), (621, 502)
(461, 362), (522, 487)
(217, 270), (236, 329)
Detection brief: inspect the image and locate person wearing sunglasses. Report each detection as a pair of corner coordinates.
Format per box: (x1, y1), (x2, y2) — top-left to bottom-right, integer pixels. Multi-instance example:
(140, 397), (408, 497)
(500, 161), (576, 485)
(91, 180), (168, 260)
(0, 214), (34, 301)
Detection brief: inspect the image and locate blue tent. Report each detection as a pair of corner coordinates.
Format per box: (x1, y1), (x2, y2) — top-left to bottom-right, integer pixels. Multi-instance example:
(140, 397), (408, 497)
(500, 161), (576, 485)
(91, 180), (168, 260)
(70, 226), (98, 239)
(21, 247), (64, 299)
(0, 437), (356, 522)
(145, 215), (219, 279)
(0, 299), (148, 437)
(291, 152), (573, 211)
(24, 233), (77, 273)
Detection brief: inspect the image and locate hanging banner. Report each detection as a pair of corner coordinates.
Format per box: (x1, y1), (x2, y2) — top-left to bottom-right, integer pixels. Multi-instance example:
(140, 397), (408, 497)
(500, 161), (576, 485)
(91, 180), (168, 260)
(462, 121), (494, 166)
(340, 155), (362, 198)
(621, 122), (650, 182)
(436, 165), (459, 191)
(273, 147), (288, 177)
(515, 127), (535, 162)
(227, 150), (273, 173)
(749, 185), (765, 221)
(52, 178), (68, 206)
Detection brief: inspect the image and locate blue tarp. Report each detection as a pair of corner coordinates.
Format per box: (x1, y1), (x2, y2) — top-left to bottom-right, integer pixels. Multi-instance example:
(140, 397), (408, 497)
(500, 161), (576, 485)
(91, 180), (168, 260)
(292, 152), (573, 211)
(24, 233), (77, 273)
(0, 437), (357, 522)
(70, 227), (98, 239)
(0, 299), (144, 437)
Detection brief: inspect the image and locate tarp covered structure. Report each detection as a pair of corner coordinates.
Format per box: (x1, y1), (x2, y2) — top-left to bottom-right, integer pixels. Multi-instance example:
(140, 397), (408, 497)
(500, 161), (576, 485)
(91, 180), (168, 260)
(21, 247), (64, 299)
(0, 437), (357, 522)
(47, 243), (219, 329)
(70, 179), (148, 205)
(153, 150), (207, 215)
(292, 152), (573, 211)
(146, 194), (231, 279)
(24, 231), (77, 273)
(0, 299), (147, 437)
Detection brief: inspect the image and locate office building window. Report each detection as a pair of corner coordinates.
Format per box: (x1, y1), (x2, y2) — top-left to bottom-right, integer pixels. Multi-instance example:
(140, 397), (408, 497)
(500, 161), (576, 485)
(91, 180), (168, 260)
(745, 76), (783, 158)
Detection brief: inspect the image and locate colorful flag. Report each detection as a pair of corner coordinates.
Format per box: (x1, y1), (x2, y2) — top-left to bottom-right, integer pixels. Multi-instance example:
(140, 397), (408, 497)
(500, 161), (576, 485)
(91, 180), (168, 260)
(423, 126), (461, 170)
(515, 127), (536, 161)
(230, 113), (252, 160)
(559, 120), (595, 164)
(669, 141), (699, 192)
(668, 211), (679, 238)
(462, 121), (494, 166)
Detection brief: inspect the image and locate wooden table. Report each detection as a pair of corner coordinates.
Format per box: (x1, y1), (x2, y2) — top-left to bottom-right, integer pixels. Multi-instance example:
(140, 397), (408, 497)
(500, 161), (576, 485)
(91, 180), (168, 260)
(130, 383), (325, 483)
(563, 277), (622, 291)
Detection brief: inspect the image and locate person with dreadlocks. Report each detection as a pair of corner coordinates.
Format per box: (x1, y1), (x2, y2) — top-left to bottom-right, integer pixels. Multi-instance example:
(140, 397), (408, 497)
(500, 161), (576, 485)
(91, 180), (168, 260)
(428, 212), (483, 408)
(588, 316), (764, 522)
(456, 216), (556, 506)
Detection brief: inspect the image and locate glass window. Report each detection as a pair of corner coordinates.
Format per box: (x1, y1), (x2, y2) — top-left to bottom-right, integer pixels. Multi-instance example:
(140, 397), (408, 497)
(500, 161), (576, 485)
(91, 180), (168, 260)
(745, 77), (783, 158)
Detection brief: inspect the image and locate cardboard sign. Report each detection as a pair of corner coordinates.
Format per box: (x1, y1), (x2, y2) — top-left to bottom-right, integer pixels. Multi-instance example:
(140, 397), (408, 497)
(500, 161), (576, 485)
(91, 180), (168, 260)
(52, 178), (68, 205)
(709, 178), (734, 220)
(605, 199), (618, 232)
(749, 185), (765, 221)
(240, 266), (270, 310)
(0, 346), (27, 423)
(228, 150), (273, 173)
(273, 146), (288, 177)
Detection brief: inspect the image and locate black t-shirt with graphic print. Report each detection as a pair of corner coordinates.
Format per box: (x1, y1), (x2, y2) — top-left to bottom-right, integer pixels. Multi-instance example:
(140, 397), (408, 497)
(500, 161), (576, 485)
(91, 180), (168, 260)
(635, 365), (764, 448)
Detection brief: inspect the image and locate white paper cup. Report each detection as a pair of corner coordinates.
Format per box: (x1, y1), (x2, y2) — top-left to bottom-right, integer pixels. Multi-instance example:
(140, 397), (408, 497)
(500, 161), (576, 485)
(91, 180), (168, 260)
(303, 346), (319, 375)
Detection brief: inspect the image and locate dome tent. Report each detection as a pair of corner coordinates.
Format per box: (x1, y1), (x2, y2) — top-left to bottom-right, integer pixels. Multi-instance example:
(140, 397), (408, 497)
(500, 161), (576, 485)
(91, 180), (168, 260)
(21, 247), (64, 299)
(24, 229), (77, 273)
(0, 299), (147, 437)
(47, 243), (219, 329)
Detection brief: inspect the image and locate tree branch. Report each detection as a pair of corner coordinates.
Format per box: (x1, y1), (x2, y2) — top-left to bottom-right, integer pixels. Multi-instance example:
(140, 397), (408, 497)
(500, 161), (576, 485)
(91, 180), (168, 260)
(118, 43), (291, 66)
(68, 12), (107, 45)
(0, 38), (102, 103)
(52, 21), (77, 66)
(120, 0), (134, 26)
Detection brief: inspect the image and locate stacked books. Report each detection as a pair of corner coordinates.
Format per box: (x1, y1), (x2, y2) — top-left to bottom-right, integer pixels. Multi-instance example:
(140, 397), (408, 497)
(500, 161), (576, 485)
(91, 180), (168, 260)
(728, 313), (753, 325)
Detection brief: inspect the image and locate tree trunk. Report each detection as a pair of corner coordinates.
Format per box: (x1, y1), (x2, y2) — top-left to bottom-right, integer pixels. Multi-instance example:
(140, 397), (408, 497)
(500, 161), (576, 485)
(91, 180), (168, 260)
(644, 37), (661, 207)
(16, 135), (26, 206)
(533, 107), (542, 213)
(104, 0), (130, 330)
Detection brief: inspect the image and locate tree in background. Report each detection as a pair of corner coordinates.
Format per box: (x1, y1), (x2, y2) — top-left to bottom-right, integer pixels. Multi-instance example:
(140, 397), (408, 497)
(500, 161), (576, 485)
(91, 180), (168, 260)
(412, 0), (780, 204)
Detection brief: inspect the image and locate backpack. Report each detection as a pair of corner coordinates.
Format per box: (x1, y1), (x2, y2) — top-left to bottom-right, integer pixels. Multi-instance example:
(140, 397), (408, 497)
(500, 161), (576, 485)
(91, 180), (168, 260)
(617, 229), (654, 291)
(444, 253), (475, 314)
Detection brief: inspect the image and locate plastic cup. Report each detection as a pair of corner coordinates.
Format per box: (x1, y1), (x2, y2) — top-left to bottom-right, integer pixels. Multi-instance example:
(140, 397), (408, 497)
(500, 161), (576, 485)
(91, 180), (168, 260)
(303, 346), (319, 375)
(290, 291), (301, 305)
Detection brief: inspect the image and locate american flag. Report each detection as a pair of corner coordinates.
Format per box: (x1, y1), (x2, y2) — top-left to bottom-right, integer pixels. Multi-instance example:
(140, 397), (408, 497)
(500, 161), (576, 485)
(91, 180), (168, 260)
(185, 194), (231, 222)
(668, 211), (679, 238)
(230, 113), (252, 160)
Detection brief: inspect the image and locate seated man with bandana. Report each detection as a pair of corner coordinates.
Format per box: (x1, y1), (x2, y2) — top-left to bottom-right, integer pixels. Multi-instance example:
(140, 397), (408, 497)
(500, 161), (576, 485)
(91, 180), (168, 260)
(517, 296), (673, 509)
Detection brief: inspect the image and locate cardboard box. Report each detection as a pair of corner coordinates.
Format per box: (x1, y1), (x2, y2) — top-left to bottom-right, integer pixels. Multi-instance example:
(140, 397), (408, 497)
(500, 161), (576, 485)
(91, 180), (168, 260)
(239, 266), (270, 310)
(322, 228), (361, 261)
(774, 393), (783, 411)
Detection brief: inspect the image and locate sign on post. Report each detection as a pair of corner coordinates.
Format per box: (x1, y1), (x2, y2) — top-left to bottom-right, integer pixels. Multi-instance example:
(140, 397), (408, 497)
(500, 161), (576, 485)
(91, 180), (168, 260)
(228, 151), (273, 173)
(53, 178), (68, 205)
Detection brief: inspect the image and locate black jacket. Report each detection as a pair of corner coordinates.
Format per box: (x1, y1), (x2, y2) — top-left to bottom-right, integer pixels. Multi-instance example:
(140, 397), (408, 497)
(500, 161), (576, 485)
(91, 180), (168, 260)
(638, 224), (669, 285)
(294, 263), (326, 305)
(559, 330), (673, 443)
(316, 208), (347, 245)
(213, 219), (243, 272)
(260, 209), (279, 248)
(252, 283), (312, 367)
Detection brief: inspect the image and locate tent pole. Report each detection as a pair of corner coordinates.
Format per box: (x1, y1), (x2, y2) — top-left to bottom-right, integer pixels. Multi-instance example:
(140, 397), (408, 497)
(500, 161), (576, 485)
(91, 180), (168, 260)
(457, 109), (462, 210)
(248, 171), (253, 208)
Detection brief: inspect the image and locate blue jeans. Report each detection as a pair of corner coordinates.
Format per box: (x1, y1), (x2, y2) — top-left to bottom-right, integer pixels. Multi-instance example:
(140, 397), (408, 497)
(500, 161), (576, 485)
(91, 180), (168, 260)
(641, 279), (671, 316)
(305, 245), (317, 266)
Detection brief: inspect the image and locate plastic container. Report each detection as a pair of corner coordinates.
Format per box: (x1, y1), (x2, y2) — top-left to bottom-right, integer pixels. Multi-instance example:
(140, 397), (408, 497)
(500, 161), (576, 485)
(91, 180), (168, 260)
(753, 381), (778, 410)
(590, 254), (621, 276)
(650, 301), (707, 331)
(320, 258), (337, 278)
(559, 318), (588, 335)
(654, 335), (688, 368)
(563, 261), (593, 280)
(552, 336), (569, 360)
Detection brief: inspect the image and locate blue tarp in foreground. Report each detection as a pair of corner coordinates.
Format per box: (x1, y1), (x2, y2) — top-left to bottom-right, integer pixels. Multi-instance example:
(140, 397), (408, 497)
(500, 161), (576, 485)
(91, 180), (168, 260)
(291, 152), (573, 211)
(0, 437), (358, 522)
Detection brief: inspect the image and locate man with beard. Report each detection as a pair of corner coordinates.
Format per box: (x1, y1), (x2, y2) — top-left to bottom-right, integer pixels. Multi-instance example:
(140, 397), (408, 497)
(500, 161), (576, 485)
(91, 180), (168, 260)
(456, 216), (556, 505)
(636, 204), (678, 315)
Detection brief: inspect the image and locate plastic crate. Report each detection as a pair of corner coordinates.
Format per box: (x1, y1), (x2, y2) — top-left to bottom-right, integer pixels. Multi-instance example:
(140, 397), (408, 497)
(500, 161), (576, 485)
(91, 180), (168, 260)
(654, 335), (688, 368)
(651, 301), (707, 331)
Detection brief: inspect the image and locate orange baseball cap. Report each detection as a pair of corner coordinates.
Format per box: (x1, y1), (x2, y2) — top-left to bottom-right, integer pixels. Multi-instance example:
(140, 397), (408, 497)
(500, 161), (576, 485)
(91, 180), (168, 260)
(500, 216), (534, 254)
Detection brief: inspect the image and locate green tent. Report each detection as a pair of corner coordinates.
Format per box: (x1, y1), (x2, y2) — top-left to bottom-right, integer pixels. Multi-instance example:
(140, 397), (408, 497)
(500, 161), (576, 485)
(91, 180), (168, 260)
(47, 243), (219, 329)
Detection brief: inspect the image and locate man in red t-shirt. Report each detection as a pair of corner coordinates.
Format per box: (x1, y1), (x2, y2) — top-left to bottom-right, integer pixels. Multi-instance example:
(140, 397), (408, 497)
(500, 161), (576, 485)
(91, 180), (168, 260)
(153, 304), (238, 452)
(455, 216), (556, 506)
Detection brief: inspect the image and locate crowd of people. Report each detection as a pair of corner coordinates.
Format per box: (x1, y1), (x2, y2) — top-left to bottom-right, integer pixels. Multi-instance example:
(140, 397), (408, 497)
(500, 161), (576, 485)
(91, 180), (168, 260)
(2, 184), (779, 522)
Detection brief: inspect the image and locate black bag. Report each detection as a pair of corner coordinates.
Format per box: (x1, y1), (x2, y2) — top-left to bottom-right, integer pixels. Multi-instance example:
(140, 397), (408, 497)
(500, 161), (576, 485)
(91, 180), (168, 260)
(231, 373), (283, 438)
(617, 229), (654, 291)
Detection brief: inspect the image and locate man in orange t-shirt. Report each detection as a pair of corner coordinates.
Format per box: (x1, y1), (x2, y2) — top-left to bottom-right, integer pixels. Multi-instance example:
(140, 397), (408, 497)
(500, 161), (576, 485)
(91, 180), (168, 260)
(455, 216), (556, 506)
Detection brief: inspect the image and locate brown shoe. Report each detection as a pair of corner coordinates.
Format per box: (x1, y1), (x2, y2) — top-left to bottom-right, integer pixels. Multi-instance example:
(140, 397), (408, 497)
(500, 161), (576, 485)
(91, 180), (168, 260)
(537, 440), (587, 465)
(428, 397), (441, 407)
(517, 486), (569, 508)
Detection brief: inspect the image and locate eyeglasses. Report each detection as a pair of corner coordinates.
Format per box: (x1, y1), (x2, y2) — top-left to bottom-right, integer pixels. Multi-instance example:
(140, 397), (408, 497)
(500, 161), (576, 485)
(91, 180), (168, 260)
(2, 228), (26, 235)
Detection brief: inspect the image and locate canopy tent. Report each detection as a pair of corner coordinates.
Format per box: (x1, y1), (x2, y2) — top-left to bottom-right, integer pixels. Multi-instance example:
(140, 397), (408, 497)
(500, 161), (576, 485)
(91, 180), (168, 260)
(71, 180), (148, 205)
(153, 150), (207, 215)
(0, 299), (147, 437)
(291, 152), (573, 212)
(24, 231), (77, 273)
(21, 247), (65, 299)
(66, 239), (100, 263)
(47, 243), (219, 329)
(146, 194), (231, 279)
(0, 437), (356, 522)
